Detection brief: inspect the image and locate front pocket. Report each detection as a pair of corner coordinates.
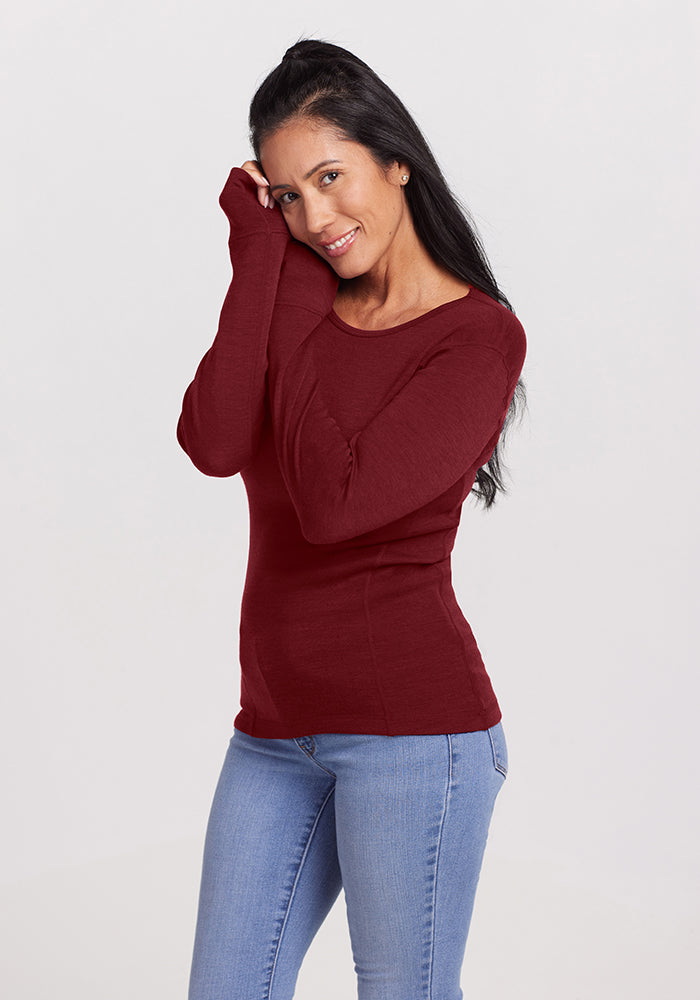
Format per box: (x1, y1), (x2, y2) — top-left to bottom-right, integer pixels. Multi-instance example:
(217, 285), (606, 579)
(487, 722), (508, 778)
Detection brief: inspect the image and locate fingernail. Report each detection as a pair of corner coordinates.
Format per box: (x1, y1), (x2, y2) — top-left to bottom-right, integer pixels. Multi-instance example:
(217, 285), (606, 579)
(263, 193), (269, 208)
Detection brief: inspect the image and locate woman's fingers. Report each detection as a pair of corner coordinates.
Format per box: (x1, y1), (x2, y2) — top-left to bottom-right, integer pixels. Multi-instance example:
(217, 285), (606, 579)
(239, 159), (275, 210)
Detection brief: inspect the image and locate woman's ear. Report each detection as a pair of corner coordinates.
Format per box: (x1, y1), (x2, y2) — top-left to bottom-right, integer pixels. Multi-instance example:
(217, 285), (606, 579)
(387, 160), (410, 187)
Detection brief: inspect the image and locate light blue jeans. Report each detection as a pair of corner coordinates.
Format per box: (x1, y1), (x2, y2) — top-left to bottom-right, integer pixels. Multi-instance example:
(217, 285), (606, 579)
(188, 723), (508, 1000)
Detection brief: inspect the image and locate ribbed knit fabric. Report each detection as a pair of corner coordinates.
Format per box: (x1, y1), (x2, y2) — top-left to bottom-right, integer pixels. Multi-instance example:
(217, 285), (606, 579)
(177, 167), (527, 737)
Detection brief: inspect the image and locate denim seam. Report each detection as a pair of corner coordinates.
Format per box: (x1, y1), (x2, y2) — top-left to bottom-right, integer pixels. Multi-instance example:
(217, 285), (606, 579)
(488, 726), (507, 778)
(292, 738), (337, 778)
(266, 782), (336, 998)
(426, 733), (453, 1000)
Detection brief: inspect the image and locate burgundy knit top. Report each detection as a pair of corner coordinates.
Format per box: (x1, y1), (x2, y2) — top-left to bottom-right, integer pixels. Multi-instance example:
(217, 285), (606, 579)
(177, 167), (527, 738)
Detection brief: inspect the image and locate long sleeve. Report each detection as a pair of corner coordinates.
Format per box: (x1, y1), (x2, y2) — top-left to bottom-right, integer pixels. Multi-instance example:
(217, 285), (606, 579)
(266, 242), (526, 546)
(176, 167), (290, 476)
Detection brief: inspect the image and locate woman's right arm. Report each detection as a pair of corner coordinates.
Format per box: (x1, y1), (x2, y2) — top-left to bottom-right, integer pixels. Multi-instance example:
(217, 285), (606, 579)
(176, 166), (290, 476)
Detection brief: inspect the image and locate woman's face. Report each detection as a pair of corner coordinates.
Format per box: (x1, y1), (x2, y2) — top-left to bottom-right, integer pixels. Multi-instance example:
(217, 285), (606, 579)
(259, 119), (411, 280)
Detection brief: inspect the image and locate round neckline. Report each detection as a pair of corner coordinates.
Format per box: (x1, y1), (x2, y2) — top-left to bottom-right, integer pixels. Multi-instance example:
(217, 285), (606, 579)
(328, 287), (477, 337)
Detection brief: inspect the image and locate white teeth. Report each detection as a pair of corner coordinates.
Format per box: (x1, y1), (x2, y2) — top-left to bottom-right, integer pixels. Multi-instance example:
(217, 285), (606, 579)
(328, 228), (357, 250)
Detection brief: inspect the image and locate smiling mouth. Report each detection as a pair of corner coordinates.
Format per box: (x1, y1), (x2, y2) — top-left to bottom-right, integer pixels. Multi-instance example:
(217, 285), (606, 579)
(320, 227), (359, 256)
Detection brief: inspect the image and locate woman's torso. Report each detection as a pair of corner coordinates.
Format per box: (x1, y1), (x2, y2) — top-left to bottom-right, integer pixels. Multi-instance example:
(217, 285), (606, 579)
(234, 287), (518, 738)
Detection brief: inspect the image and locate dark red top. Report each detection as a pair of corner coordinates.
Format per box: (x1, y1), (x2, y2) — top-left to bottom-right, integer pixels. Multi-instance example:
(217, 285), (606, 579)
(177, 167), (527, 738)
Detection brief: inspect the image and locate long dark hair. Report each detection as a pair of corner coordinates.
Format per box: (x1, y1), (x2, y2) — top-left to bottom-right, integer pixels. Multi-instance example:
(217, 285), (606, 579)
(249, 38), (527, 509)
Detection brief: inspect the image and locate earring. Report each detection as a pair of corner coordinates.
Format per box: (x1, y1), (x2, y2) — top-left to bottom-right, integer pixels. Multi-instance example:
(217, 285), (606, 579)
(401, 174), (409, 182)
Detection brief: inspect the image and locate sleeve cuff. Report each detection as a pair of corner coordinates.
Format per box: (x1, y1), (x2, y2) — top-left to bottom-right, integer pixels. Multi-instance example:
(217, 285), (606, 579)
(219, 166), (290, 239)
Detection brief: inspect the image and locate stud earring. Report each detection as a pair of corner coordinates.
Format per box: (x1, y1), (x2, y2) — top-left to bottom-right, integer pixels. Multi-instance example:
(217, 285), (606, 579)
(401, 174), (409, 182)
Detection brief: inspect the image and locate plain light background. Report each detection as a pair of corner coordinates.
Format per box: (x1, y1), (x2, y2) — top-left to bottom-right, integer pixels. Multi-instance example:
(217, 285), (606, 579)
(2, 1), (698, 996)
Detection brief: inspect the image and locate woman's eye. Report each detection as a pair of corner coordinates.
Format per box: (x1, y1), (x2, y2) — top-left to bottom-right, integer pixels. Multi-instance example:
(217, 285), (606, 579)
(276, 172), (338, 206)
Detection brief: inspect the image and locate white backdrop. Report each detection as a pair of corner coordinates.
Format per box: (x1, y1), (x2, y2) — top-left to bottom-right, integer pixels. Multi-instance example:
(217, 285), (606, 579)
(2, 1), (697, 996)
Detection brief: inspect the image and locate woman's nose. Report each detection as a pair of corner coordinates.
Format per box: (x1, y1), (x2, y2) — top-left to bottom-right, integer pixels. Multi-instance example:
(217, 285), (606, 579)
(303, 194), (335, 236)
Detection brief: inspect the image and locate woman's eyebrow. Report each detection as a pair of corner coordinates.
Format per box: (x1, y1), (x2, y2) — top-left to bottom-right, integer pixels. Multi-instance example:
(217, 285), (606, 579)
(269, 159), (342, 193)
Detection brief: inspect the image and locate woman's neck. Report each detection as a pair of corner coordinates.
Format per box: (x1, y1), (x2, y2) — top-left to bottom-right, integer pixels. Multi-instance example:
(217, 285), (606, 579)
(334, 253), (471, 330)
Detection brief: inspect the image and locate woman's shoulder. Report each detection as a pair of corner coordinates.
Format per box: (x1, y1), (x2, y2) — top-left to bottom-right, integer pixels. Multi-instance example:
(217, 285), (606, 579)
(437, 286), (527, 367)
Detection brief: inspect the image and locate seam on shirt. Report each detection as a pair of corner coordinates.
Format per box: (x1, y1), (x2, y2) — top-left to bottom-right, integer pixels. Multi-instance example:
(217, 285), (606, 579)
(274, 300), (329, 318)
(227, 222), (289, 242)
(235, 709), (499, 737)
(327, 293), (477, 338)
(417, 339), (511, 374)
(274, 311), (329, 388)
(241, 228), (280, 462)
(434, 562), (486, 713)
(363, 543), (392, 735)
(461, 351), (515, 473)
(493, 349), (515, 405)
(411, 302), (520, 377)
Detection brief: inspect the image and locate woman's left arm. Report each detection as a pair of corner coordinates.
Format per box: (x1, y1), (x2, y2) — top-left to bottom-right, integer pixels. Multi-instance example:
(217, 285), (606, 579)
(267, 241), (526, 546)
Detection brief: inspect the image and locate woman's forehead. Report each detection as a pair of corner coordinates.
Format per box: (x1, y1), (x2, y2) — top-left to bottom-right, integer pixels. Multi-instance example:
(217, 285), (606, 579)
(260, 121), (364, 176)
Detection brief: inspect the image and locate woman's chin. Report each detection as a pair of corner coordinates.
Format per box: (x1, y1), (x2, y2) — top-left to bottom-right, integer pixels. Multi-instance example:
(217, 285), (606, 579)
(326, 257), (368, 280)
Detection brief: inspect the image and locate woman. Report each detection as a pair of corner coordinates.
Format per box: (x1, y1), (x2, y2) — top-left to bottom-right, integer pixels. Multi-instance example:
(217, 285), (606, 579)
(177, 38), (527, 1000)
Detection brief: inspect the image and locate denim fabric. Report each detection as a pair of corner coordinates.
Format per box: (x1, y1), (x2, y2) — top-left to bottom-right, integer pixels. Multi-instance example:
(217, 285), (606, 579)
(188, 723), (507, 1000)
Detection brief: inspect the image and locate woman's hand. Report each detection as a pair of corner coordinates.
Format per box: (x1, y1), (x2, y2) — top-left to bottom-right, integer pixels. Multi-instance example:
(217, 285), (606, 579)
(239, 160), (276, 210)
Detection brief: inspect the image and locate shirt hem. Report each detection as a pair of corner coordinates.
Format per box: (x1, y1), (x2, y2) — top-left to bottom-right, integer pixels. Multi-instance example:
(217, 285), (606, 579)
(232, 703), (502, 739)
